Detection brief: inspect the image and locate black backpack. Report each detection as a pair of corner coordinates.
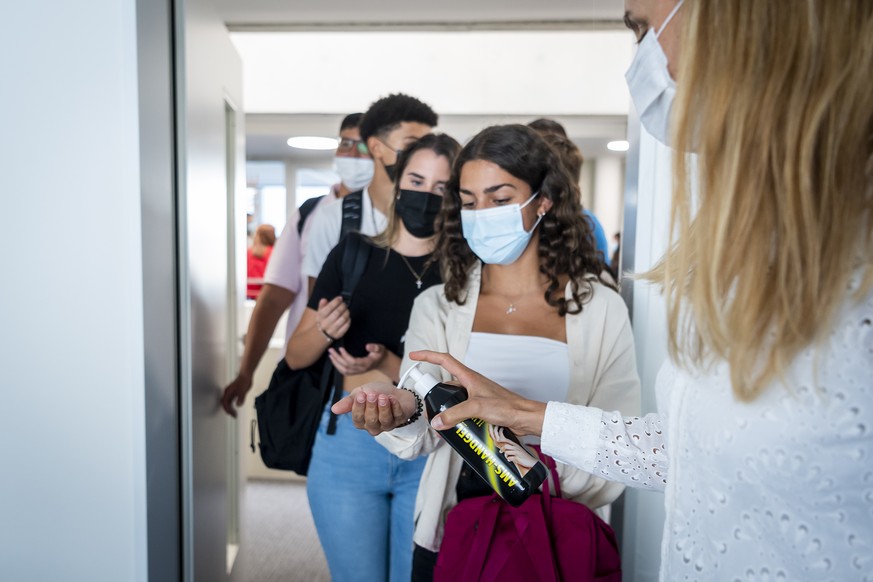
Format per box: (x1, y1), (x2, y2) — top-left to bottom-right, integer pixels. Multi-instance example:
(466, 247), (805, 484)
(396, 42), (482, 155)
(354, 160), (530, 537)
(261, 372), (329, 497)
(253, 233), (371, 474)
(296, 190), (364, 236)
(296, 195), (323, 236)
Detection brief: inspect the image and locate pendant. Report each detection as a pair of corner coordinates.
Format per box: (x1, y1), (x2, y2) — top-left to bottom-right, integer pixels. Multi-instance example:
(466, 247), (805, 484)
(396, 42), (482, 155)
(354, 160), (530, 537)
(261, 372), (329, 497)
(506, 303), (517, 315)
(416, 280), (422, 289)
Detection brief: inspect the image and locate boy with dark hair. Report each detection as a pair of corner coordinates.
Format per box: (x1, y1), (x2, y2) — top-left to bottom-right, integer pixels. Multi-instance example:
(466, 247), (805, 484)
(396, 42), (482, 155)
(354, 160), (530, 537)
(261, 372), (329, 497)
(358, 93), (439, 146)
(303, 93), (437, 291)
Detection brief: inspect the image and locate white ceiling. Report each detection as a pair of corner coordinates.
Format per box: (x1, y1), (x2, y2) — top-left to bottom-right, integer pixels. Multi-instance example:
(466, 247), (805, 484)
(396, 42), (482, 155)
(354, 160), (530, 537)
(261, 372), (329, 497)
(233, 31), (633, 116)
(214, 0), (632, 164)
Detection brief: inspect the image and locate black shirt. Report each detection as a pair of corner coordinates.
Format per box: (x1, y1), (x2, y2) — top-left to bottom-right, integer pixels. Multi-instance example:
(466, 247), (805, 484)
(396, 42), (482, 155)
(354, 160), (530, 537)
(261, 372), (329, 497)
(308, 234), (442, 358)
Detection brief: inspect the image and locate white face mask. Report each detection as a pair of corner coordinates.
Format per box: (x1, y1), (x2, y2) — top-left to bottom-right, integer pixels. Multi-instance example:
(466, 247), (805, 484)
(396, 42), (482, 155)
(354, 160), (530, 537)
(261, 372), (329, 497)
(333, 157), (374, 191)
(461, 192), (544, 265)
(625, 0), (684, 146)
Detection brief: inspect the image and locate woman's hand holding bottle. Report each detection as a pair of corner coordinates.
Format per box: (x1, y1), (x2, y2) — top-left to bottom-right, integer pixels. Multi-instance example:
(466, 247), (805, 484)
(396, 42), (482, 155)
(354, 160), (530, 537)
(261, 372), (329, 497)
(332, 350), (549, 438)
(409, 350), (547, 437)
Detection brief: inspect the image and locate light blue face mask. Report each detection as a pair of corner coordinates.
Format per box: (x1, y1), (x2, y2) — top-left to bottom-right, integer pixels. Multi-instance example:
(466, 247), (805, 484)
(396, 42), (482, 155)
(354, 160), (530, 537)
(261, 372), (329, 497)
(625, 0), (684, 145)
(461, 192), (544, 265)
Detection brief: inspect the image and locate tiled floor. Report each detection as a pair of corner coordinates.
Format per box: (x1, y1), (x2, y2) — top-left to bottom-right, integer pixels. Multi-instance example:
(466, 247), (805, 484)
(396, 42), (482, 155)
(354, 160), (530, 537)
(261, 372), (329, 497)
(240, 479), (330, 582)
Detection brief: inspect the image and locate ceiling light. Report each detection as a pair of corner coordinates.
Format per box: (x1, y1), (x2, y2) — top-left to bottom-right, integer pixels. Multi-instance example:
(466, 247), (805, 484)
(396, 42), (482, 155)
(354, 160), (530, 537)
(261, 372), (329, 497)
(607, 140), (629, 152)
(286, 136), (339, 150)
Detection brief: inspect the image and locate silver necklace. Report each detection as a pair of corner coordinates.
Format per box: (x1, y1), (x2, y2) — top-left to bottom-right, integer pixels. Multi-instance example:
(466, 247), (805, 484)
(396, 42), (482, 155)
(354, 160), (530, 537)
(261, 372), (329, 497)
(398, 255), (431, 289)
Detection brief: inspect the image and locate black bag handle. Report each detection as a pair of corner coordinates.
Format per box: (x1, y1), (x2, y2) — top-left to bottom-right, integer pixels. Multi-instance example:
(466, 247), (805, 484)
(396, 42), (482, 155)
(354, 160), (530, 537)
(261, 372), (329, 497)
(325, 232), (371, 434)
(339, 231), (371, 307)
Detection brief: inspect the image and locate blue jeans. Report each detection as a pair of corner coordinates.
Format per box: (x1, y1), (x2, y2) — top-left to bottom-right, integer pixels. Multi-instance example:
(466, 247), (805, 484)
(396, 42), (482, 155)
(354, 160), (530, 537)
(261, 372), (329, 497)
(307, 402), (426, 582)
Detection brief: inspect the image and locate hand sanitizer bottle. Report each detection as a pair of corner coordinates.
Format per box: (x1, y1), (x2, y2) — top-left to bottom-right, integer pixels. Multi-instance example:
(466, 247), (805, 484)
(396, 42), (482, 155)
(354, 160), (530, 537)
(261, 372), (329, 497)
(397, 363), (547, 507)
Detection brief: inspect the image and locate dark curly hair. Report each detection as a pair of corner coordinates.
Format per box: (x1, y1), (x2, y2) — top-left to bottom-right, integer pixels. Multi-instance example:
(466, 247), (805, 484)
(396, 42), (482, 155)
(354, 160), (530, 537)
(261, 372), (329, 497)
(359, 93), (438, 143)
(436, 124), (610, 316)
(538, 132), (584, 182)
(527, 117), (568, 138)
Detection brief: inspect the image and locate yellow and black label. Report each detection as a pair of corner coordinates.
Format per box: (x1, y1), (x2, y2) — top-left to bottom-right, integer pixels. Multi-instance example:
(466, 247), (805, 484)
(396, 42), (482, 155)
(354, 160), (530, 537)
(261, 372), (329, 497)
(453, 419), (523, 494)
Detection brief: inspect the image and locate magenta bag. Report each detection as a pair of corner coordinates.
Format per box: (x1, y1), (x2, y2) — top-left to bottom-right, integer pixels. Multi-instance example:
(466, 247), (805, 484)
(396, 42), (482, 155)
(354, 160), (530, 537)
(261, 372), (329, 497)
(434, 453), (621, 582)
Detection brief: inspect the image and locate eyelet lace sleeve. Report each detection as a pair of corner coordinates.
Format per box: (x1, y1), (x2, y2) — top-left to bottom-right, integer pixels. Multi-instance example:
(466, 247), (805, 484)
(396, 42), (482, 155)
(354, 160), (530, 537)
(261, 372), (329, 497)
(541, 402), (668, 492)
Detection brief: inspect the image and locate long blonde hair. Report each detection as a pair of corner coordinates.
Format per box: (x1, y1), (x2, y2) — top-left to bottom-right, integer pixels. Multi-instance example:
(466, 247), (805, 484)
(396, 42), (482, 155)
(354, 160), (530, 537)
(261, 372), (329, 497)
(646, 0), (873, 400)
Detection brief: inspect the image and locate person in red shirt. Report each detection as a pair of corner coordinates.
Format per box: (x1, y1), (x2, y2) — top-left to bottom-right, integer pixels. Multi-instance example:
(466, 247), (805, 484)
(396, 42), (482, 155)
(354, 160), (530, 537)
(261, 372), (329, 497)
(246, 224), (276, 299)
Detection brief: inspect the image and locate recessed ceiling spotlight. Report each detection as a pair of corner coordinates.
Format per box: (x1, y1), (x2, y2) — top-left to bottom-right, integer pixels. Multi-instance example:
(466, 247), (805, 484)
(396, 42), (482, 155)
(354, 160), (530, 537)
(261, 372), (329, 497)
(286, 136), (339, 150)
(607, 140), (630, 152)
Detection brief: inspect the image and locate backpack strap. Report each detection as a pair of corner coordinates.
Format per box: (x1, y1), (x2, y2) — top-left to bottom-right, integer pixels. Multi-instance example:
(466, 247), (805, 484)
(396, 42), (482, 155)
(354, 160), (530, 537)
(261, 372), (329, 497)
(325, 232), (372, 435)
(340, 190), (364, 238)
(339, 231), (372, 307)
(297, 195), (325, 236)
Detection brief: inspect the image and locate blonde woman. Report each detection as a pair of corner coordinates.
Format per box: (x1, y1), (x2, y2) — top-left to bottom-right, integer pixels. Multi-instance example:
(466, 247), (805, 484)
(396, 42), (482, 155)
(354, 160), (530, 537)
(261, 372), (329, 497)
(398, 1), (873, 580)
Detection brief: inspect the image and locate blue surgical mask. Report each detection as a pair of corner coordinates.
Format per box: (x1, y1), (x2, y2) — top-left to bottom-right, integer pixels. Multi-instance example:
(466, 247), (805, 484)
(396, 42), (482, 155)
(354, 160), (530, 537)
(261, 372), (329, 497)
(625, 0), (684, 146)
(461, 192), (544, 265)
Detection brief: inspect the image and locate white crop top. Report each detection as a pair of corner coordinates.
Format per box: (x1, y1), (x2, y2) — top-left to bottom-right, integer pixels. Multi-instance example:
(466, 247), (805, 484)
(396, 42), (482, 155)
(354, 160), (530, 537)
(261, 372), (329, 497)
(464, 331), (570, 406)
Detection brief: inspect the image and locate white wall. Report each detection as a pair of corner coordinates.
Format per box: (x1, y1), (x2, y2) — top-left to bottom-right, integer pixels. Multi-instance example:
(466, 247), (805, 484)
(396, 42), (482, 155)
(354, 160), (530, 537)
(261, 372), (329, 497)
(0, 1), (147, 581)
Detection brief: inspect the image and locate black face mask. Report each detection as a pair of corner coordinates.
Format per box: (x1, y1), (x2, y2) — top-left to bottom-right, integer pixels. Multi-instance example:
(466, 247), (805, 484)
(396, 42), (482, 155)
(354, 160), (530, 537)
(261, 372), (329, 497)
(395, 189), (442, 238)
(383, 161), (398, 182)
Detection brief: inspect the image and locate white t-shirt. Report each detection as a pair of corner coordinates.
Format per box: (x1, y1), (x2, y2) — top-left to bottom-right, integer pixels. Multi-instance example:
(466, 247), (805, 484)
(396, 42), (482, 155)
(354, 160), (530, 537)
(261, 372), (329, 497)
(301, 187), (388, 280)
(464, 332), (570, 404)
(263, 190), (338, 346)
(465, 331), (569, 447)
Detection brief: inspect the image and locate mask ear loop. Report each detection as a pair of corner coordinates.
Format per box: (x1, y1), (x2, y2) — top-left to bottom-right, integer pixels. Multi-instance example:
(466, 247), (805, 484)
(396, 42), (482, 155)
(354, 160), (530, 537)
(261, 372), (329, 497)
(525, 193), (547, 234)
(655, 0), (684, 39)
(519, 190), (544, 234)
(526, 212), (545, 234)
(520, 191), (540, 210)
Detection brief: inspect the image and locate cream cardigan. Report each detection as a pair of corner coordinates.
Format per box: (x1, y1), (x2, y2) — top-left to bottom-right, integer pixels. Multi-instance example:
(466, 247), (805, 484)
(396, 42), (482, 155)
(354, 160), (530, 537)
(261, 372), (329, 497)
(376, 263), (641, 552)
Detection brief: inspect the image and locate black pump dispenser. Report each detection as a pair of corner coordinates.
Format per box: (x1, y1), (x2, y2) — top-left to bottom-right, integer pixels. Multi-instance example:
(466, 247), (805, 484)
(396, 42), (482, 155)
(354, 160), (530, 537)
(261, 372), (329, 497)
(398, 364), (547, 507)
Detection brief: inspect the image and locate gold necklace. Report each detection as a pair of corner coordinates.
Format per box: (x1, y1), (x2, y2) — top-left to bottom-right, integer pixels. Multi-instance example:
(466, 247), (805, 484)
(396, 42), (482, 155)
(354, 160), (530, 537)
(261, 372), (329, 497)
(398, 254), (431, 289)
